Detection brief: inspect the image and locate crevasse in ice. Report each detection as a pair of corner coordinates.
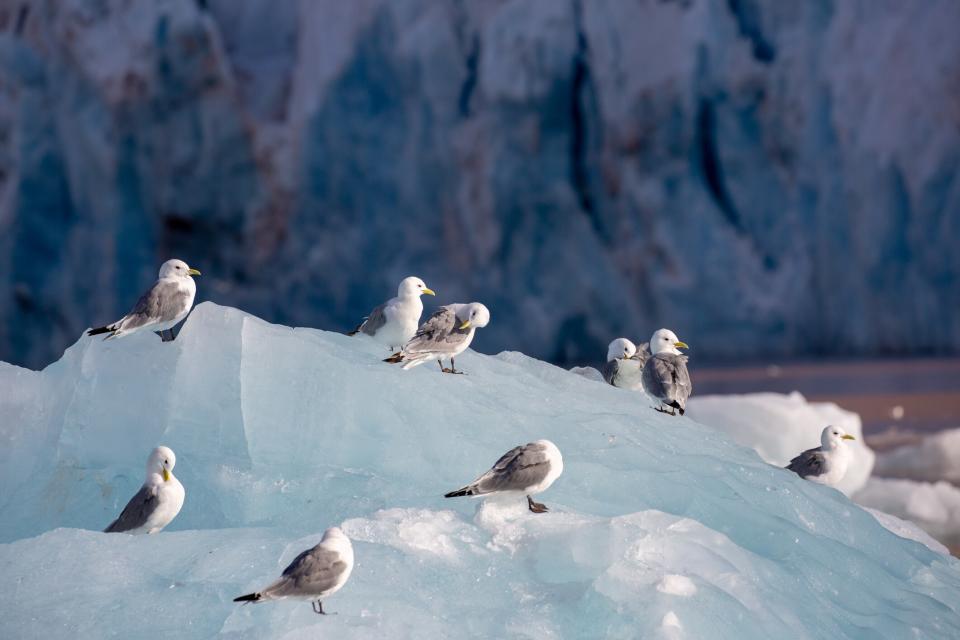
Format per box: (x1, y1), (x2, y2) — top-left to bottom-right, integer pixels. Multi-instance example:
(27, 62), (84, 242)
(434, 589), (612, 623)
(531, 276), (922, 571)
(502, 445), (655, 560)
(1, 303), (958, 639)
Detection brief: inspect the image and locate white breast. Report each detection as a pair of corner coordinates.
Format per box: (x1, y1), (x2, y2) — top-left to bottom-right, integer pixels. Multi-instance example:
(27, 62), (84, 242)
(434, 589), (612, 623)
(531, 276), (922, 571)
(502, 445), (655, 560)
(613, 359), (644, 390)
(144, 477), (185, 534)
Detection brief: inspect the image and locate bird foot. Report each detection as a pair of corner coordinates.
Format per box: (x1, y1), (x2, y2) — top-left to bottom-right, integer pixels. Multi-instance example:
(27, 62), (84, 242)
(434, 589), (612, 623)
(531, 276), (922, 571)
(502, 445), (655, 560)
(311, 601), (333, 615)
(654, 406), (677, 416)
(441, 368), (465, 375)
(527, 496), (549, 513)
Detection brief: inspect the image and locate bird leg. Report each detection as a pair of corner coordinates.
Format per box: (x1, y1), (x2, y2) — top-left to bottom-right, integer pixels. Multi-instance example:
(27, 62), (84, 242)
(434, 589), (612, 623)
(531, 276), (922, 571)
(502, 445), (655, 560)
(441, 358), (465, 375)
(312, 601), (327, 615)
(527, 495), (549, 513)
(654, 405), (677, 416)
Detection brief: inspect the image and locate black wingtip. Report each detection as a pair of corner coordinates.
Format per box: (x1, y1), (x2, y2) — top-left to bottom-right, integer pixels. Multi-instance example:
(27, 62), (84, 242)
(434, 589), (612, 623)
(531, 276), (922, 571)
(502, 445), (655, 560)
(233, 592), (261, 603)
(383, 353), (404, 364)
(444, 487), (472, 498)
(87, 326), (111, 337)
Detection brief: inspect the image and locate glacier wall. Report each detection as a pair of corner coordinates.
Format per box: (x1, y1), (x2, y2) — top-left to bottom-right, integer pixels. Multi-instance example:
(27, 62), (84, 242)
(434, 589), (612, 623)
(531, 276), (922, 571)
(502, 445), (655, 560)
(0, 303), (959, 638)
(1, 0), (959, 369)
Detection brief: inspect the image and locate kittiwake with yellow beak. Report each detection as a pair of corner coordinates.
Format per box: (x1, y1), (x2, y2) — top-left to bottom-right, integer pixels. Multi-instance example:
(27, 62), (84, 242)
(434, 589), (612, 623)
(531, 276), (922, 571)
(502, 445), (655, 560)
(104, 446), (185, 534)
(786, 425), (857, 487)
(347, 276), (436, 349)
(87, 258), (201, 342)
(642, 328), (692, 416)
(385, 302), (490, 374)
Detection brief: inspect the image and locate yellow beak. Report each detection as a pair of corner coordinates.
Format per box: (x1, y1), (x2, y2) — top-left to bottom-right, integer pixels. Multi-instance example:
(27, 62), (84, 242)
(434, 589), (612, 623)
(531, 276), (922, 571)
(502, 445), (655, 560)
(842, 434), (856, 441)
(162, 468), (171, 482)
(422, 288), (436, 296)
(459, 320), (471, 329)
(674, 341), (689, 349)
(187, 268), (201, 276)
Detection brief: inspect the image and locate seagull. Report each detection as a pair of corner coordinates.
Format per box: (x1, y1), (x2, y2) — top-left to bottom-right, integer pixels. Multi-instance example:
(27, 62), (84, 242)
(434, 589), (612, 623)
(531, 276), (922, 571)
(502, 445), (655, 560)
(786, 425), (857, 487)
(87, 259), (201, 342)
(384, 302), (490, 374)
(444, 440), (563, 513)
(601, 338), (650, 390)
(104, 446), (185, 534)
(234, 527), (355, 615)
(347, 276), (435, 349)
(641, 328), (692, 416)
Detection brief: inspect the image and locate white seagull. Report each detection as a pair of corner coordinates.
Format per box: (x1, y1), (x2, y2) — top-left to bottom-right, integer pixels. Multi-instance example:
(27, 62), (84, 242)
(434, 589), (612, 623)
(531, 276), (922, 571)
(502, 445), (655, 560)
(445, 440), (563, 513)
(347, 276), (435, 349)
(234, 527), (355, 615)
(601, 338), (650, 390)
(384, 302), (490, 374)
(641, 328), (692, 416)
(786, 425), (857, 487)
(104, 446), (185, 534)
(88, 259), (200, 342)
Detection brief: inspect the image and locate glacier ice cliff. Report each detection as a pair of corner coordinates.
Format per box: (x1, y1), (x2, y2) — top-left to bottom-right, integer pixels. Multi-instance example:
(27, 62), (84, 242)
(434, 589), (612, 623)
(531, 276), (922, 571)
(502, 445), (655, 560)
(1, 0), (959, 369)
(0, 303), (959, 639)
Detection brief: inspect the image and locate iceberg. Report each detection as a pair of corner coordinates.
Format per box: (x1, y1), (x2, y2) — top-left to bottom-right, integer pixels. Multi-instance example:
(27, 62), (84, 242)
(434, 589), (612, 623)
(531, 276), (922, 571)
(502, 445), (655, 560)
(1, 303), (959, 639)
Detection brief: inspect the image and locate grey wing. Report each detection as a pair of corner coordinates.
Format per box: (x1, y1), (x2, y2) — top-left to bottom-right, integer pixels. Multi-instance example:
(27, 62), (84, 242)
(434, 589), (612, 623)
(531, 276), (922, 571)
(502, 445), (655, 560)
(476, 443), (551, 493)
(643, 354), (691, 406)
(601, 359), (620, 386)
(359, 303), (388, 336)
(404, 306), (458, 353)
(104, 485), (158, 532)
(266, 547), (348, 598)
(787, 448), (826, 478)
(119, 281), (188, 330)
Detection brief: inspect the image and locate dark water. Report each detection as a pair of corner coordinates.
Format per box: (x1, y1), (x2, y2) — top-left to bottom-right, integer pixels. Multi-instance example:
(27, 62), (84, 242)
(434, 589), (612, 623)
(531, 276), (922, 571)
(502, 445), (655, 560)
(695, 358), (960, 451)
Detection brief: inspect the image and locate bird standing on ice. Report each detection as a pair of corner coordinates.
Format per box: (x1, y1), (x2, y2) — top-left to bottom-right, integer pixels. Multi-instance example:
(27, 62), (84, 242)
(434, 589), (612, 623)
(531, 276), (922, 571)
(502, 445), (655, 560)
(384, 302), (490, 374)
(87, 259), (201, 342)
(347, 276), (435, 349)
(444, 440), (563, 513)
(786, 425), (856, 487)
(641, 328), (692, 415)
(104, 446), (185, 534)
(602, 338), (650, 390)
(234, 527), (355, 615)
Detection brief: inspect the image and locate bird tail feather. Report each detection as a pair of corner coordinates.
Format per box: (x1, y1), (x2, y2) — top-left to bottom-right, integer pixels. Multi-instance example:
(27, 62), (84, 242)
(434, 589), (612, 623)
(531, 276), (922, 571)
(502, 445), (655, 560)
(346, 320), (365, 336)
(233, 592), (262, 603)
(444, 485), (476, 498)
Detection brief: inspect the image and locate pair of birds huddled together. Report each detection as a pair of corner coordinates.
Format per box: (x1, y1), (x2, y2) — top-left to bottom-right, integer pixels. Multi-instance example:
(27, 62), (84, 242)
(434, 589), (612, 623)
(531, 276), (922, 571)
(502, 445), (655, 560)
(602, 330), (692, 416)
(347, 276), (491, 374)
(104, 439), (564, 615)
(88, 264), (491, 377)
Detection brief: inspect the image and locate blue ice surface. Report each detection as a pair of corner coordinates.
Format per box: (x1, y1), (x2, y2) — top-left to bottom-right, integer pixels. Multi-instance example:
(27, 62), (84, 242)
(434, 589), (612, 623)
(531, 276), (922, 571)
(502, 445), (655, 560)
(1, 303), (958, 639)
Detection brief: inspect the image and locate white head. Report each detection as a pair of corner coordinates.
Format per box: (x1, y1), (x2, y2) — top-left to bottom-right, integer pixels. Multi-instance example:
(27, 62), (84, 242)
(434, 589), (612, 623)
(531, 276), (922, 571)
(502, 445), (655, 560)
(159, 259), (201, 280)
(457, 303), (491, 330)
(607, 338), (637, 362)
(398, 276), (435, 298)
(321, 527), (353, 554)
(820, 425), (855, 450)
(650, 328), (689, 356)
(147, 446), (177, 482)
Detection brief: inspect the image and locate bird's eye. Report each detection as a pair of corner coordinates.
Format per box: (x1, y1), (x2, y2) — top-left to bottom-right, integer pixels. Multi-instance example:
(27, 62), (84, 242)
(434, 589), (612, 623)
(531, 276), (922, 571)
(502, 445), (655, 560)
(164, 459), (169, 464)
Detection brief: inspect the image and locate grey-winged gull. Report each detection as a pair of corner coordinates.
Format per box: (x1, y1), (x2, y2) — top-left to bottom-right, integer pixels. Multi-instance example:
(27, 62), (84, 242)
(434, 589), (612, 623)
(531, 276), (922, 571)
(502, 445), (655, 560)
(347, 276), (435, 349)
(445, 440), (563, 513)
(641, 328), (692, 416)
(602, 338), (651, 390)
(234, 527), (355, 615)
(87, 259), (200, 342)
(104, 446), (185, 534)
(384, 302), (490, 374)
(786, 425), (856, 486)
